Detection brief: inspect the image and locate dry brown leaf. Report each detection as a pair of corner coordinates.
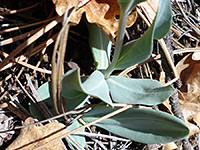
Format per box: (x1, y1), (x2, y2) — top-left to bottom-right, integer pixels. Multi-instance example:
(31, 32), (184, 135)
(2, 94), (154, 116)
(179, 102), (200, 136)
(176, 53), (200, 104)
(176, 53), (200, 136)
(52, 0), (137, 41)
(189, 112), (200, 128)
(138, 0), (159, 24)
(7, 117), (66, 150)
(192, 51), (200, 60)
(147, 0), (159, 12)
(164, 142), (177, 150)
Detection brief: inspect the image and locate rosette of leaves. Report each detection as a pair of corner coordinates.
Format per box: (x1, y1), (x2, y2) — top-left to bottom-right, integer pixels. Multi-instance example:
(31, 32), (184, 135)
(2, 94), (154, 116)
(30, 0), (189, 148)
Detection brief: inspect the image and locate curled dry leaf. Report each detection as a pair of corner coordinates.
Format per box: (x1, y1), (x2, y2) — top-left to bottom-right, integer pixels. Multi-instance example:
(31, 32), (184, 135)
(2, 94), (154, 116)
(192, 51), (200, 61)
(189, 112), (200, 128)
(137, 0), (159, 24)
(180, 102), (200, 136)
(7, 117), (66, 150)
(164, 142), (178, 150)
(176, 53), (200, 104)
(52, 0), (137, 41)
(176, 53), (200, 136)
(147, 0), (159, 12)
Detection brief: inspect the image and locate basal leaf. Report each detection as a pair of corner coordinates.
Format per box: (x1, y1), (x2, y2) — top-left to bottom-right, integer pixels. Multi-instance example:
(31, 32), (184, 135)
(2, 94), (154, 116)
(115, 0), (172, 70)
(37, 82), (50, 100)
(115, 23), (154, 70)
(118, 0), (145, 14)
(82, 107), (189, 144)
(82, 70), (113, 107)
(87, 23), (111, 70)
(35, 79), (88, 112)
(107, 76), (173, 105)
(62, 69), (83, 94)
(65, 94), (89, 111)
(62, 69), (113, 107)
(67, 120), (85, 150)
(32, 69), (113, 117)
(154, 0), (172, 39)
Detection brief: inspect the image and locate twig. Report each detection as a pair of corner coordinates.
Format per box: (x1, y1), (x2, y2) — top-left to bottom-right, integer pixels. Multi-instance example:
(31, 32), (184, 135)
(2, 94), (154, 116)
(0, 17), (56, 34)
(0, 15), (63, 70)
(25, 74), (53, 119)
(0, 50), (51, 74)
(67, 135), (85, 150)
(118, 55), (160, 77)
(74, 131), (130, 142)
(51, 5), (77, 114)
(175, 0), (200, 35)
(0, 27), (41, 46)
(173, 47), (200, 54)
(8, 94), (31, 119)
(0, 2), (39, 15)
(158, 39), (179, 78)
(13, 105), (133, 149)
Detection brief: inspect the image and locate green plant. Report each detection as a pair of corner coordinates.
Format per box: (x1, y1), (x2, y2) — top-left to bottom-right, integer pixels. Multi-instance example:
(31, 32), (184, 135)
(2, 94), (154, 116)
(30, 0), (189, 148)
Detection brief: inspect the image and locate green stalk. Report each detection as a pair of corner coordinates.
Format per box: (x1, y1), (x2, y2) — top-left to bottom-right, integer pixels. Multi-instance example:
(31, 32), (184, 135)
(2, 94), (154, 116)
(105, 10), (129, 78)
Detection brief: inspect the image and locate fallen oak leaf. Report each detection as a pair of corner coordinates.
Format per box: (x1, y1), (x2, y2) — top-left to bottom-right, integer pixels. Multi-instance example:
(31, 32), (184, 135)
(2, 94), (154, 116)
(176, 53), (200, 104)
(179, 101), (200, 136)
(52, 0), (137, 42)
(6, 117), (66, 150)
(147, 0), (159, 11)
(176, 53), (200, 136)
(189, 112), (200, 128)
(192, 51), (200, 61)
(164, 142), (178, 150)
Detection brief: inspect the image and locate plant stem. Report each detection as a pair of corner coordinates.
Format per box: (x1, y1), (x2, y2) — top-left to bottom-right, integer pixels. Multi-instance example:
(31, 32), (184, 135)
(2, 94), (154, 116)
(105, 11), (128, 78)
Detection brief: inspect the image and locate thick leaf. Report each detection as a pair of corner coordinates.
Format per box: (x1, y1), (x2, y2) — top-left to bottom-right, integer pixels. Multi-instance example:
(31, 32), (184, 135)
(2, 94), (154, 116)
(62, 69), (113, 107)
(82, 70), (113, 106)
(36, 79), (88, 112)
(87, 23), (111, 70)
(62, 69), (83, 96)
(82, 107), (189, 144)
(65, 94), (89, 111)
(154, 0), (172, 39)
(37, 82), (50, 100)
(67, 120), (85, 150)
(118, 0), (145, 14)
(107, 76), (173, 105)
(115, 22), (154, 70)
(115, 0), (171, 70)
(33, 69), (112, 116)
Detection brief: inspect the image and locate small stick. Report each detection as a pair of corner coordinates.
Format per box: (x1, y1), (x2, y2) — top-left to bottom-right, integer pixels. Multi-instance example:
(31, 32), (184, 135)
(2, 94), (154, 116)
(119, 55), (160, 77)
(158, 39), (179, 78)
(0, 15), (63, 70)
(0, 2), (39, 15)
(0, 27), (41, 46)
(137, 4), (179, 79)
(0, 51), (51, 74)
(15, 105), (133, 150)
(74, 131), (130, 142)
(0, 17), (56, 34)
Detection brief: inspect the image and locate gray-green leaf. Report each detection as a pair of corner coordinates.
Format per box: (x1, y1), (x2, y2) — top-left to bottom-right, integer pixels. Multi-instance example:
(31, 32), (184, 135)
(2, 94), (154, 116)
(154, 0), (172, 39)
(87, 23), (111, 70)
(62, 69), (113, 107)
(107, 76), (173, 105)
(82, 107), (189, 144)
(67, 120), (85, 150)
(115, 0), (172, 70)
(118, 0), (145, 14)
